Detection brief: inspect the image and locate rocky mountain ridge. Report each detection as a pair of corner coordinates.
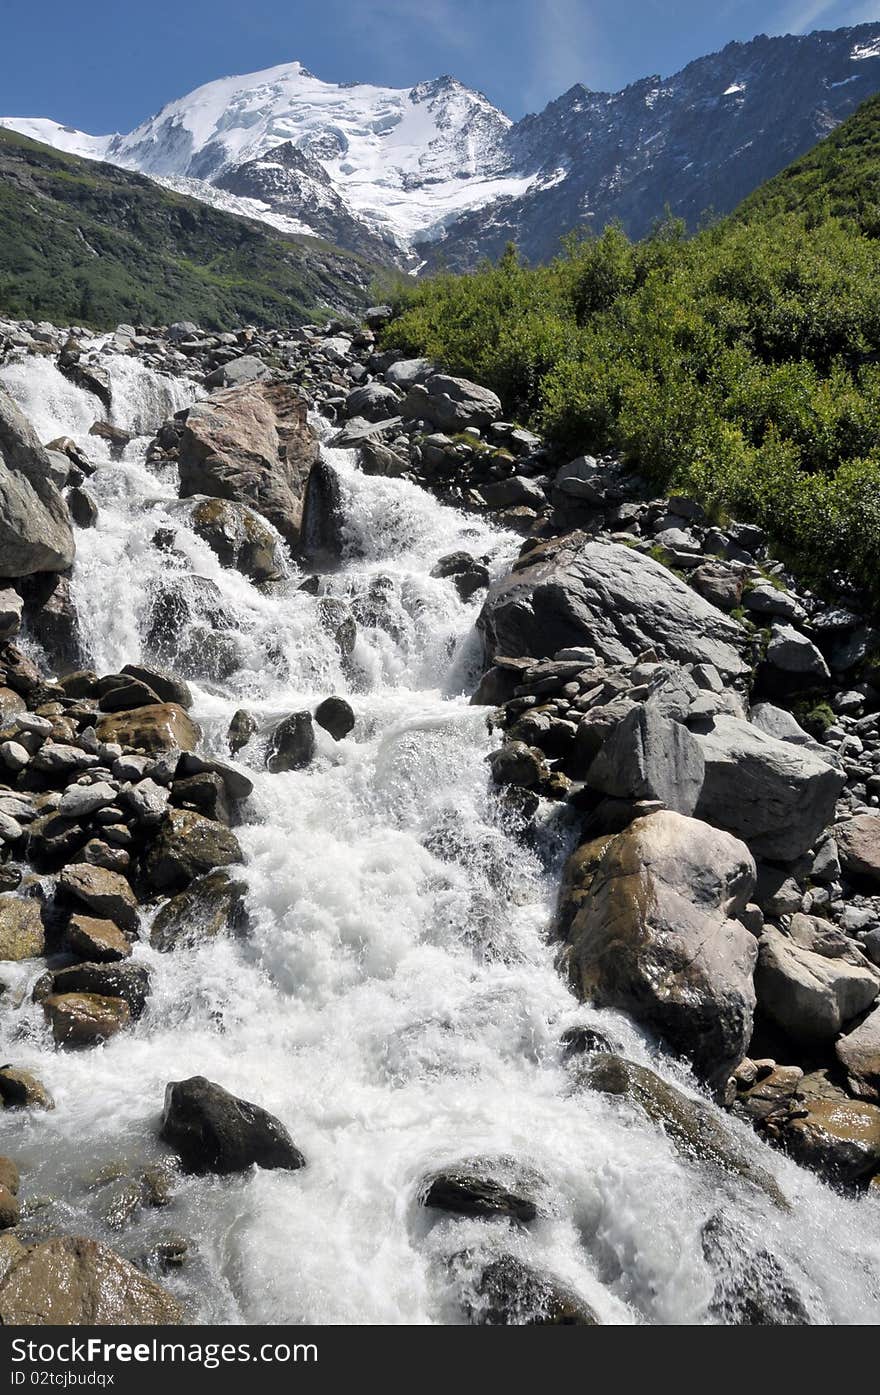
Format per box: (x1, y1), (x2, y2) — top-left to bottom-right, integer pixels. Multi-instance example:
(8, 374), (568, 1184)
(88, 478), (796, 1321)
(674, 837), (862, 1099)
(5, 25), (880, 269)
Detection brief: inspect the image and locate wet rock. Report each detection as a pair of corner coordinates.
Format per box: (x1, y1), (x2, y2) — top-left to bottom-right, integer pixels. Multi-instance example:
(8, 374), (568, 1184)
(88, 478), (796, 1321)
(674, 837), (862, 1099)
(701, 1215), (809, 1325)
(119, 663), (192, 710)
(0, 588), (22, 640)
(95, 702), (199, 754)
(578, 1054), (786, 1206)
(420, 1171), (537, 1222)
(0, 1159), (19, 1196)
(43, 992), (131, 1046)
(0, 1067), (53, 1110)
(173, 496), (284, 582)
(42, 963), (150, 1020)
(568, 811), (758, 1090)
(142, 808), (242, 893)
(67, 487), (98, 528)
(59, 864), (139, 934)
(150, 870), (248, 952)
(18, 573), (81, 670)
(177, 381), (317, 545)
(267, 711), (316, 773)
(88, 420), (130, 456)
(776, 1097), (880, 1187)
(460, 1254), (598, 1326)
(693, 715), (845, 862)
(487, 742), (549, 790)
(160, 1076), (305, 1175)
(314, 696), (355, 741)
(96, 676), (162, 712)
(0, 383), (75, 576)
(299, 459), (346, 566)
(478, 535), (745, 679)
(0, 897), (45, 961)
(0, 1186), (20, 1230)
(175, 751), (253, 802)
(755, 926), (878, 1043)
(227, 708), (256, 754)
(0, 1235), (183, 1324)
(66, 914), (131, 962)
(171, 772), (232, 825)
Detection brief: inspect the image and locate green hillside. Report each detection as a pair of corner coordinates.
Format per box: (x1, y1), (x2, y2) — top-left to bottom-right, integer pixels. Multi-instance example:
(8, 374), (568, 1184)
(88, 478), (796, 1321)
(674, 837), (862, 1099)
(0, 128), (376, 329)
(381, 95), (880, 603)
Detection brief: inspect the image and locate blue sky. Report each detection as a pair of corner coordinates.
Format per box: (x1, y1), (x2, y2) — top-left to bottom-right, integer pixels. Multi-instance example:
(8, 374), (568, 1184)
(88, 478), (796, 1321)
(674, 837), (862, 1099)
(2, 0), (879, 130)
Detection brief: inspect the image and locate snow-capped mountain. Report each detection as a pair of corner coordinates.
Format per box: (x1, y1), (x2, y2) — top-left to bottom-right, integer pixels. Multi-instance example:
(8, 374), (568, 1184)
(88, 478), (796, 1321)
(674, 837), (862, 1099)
(5, 25), (880, 271)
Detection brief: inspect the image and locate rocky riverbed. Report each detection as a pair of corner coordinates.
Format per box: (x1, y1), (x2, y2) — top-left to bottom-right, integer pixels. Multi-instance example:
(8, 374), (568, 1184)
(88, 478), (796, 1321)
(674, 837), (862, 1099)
(0, 310), (879, 1324)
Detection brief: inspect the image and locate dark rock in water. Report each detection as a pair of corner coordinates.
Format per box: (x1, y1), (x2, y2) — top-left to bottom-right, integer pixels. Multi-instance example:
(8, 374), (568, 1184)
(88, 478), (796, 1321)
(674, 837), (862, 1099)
(175, 752), (254, 802)
(267, 711), (316, 772)
(146, 575), (238, 680)
(67, 486), (98, 528)
(459, 1254), (598, 1326)
(567, 811), (759, 1092)
(420, 1171), (537, 1221)
(39, 962), (151, 1020)
(299, 460), (346, 567)
(59, 358), (112, 410)
(160, 1075), (305, 1175)
(487, 741), (549, 789)
(700, 1215), (809, 1325)
(314, 696), (355, 741)
(88, 420), (131, 457)
(560, 1025), (616, 1059)
(0, 1066), (54, 1110)
(19, 573), (82, 670)
(227, 707), (256, 754)
(172, 496), (284, 582)
(120, 664), (193, 711)
(431, 550), (490, 600)
(66, 913), (132, 963)
(171, 771), (233, 826)
(43, 991), (131, 1046)
(97, 675), (162, 712)
(317, 596), (357, 655)
(142, 809), (242, 893)
(151, 870), (249, 952)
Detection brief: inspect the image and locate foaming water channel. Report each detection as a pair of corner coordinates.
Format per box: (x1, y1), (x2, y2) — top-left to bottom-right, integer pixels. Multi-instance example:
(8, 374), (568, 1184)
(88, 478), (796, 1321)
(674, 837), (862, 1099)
(1, 354), (879, 1324)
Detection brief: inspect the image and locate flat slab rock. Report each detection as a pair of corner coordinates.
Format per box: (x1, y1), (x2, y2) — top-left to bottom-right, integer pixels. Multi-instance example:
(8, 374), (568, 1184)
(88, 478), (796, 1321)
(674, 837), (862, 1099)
(477, 535), (747, 680)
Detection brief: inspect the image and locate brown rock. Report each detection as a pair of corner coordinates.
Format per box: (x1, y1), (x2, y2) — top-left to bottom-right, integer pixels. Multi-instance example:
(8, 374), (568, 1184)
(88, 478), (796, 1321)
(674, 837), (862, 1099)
(836, 814), (880, 884)
(59, 864), (139, 934)
(0, 896), (45, 960)
(0, 1067), (54, 1110)
(177, 382), (317, 545)
(835, 1004), (880, 1103)
(0, 1186), (19, 1230)
(0, 1158), (19, 1195)
(95, 701), (199, 754)
(142, 808), (242, 893)
(43, 992), (131, 1046)
(0, 1236), (183, 1324)
(66, 914), (132, 962)
(777, 1098), (880, 1187)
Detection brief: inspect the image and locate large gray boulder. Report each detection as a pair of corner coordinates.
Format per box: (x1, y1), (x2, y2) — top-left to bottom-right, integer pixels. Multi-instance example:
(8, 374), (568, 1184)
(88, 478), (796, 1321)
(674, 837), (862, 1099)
(756, 926), (879, 1043)
(401, 374), (502, 432)
(586, 704), (705, 815)
(477, 535), (746, 679)
(344, 382), (401, 422)
(0, 384), (75, 576)
(693, 714), (845, 862)
(177, 382), (317, 545)
(567, 810), (758, 1089)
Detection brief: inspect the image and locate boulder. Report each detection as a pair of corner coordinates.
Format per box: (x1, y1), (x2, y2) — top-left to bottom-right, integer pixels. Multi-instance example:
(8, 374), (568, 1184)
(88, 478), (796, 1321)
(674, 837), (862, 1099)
(142, 809), (242, 893)
(778, 1097), (880, 1187)
(299, 460), (346, 566)
(765, 625), (830, 680)
(171, 497), (284, 582)
(835, 814), (880, 885)
(43, 992), (131, 1046)
(0, 384), (75, 576)
(150, 870), (249, 952)
(693, 715), (844, 862)
(177, 381), (317, 545)
(0, 1236), (182, 1324)
(41, 963), (150, 1020)
(401, 374), (502, 431)
(0, 897), (45, 960)
(204, 355), (269, 389)
(421, 1172), (537, 1221)
(384, 357), (434, 391)
(477, 535), (745, 679)
(578, 1054), (785, 1206)
(755, 926), (879, 1043)
(66, 914), (131, 962)
(96, 702), (199, 754)
(160, 1076), (305, 1175)
(227, 708), (256, 754)
(586, 704), (705, 815)
(0, 1067), (54, 1110)
(460, 1254), (598, 1326)
(119, 664), (192, 710)
(345, 382), (400, 422)
(59, 864), (139, 934)
(314, 696), (355, 741)
(567, 811), (758, 1089)
(835, 1005), (880, 1103)
(267, 712), (316, 773)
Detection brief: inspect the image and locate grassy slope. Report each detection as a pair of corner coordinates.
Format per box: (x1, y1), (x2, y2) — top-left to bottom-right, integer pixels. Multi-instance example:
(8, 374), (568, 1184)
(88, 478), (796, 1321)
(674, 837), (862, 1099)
(0, 128), (378, 329)
(381, 95), (880, 604)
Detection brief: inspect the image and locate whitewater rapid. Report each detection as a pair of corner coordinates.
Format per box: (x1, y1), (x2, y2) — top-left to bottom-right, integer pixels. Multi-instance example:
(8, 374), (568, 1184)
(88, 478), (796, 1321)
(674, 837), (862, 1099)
(1, 353), (879, 1325)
